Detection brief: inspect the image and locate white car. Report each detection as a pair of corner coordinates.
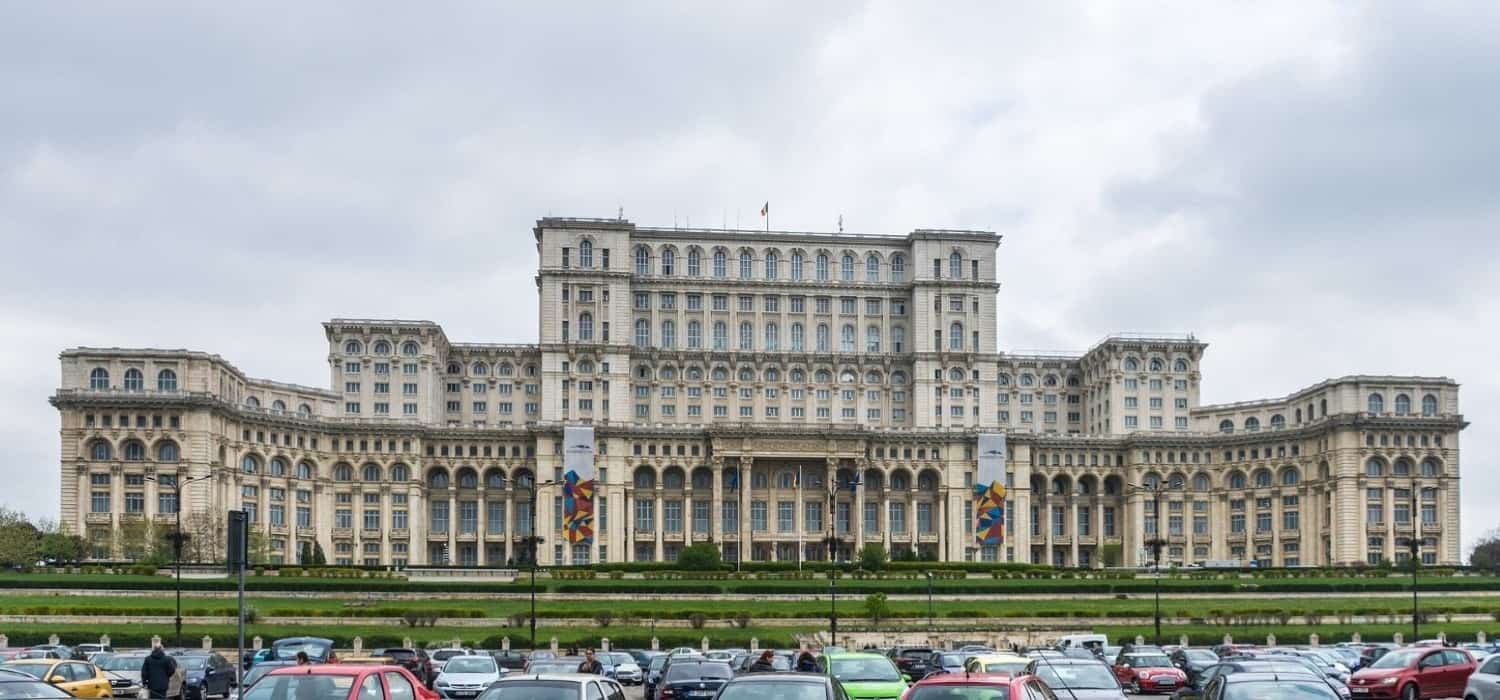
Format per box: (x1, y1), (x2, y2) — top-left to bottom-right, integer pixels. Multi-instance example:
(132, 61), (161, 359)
(94, 652), (147, 698)
(429, 648), (475, 676)
(434, 655), (503, 699)
(602, 653), (641, 685)
(1464, 653), (1500, 700)
(482, 674), (626, 700)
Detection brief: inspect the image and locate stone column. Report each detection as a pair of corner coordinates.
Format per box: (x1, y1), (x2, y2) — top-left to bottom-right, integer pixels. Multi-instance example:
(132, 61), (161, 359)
(711, 461), (723, 548)
(476, 485), (488, 563)
(1069, 498), (1079, 567)
(739, 458), (752, 563)
(446, 492), (457, 565)
(653, 486), (664, 562)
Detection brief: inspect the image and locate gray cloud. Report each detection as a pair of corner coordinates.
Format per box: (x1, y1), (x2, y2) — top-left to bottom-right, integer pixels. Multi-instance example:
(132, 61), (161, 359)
(2, 2), (1495, 552)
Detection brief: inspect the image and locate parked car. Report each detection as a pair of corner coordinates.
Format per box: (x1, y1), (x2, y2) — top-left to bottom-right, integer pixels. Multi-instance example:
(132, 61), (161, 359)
(477, 674), (625, 700)
(171, 652), (236, 700)
(434, 654), (504, 699)
(375, 649), (434, 687)
(733, 654), (790, 675)
(887, 648), (935, 681)
(0, 675), (73, 700)
(1349, 647), (1476, 700)
(1112, 651), (1187, 694)
(601, 652), (642, 685)
(229, 661), (293, 700)
(269, 638), (336, 665)
(1025, 657), (1126, 700)
(1463, 652), (1500, 700)
(429, 649), (475, 677)
(93, 652), (147, 698)
(487, 651), (528, 673)
(654, 659), (733, 700)
(963, 654), (1032, 676)
(248, 664), (438, 700)
(645, 655), (671, 700)
(900, 671), (1043, 700)
(528, 657), (587, 676)
(1202, 671), (1339, 700)
(72, 646), (114, 661)
(0, 659), (112, 698)
(927, 652), (969, 676)
(818, 653), (909, 700)
(1174, 660), (1350, 700)
(712, 672), (845, 700)
(1169, 649), (1221, 684)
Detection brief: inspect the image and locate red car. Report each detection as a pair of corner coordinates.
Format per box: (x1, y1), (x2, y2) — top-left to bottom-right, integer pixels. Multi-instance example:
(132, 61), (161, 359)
(1349, 647), (1476, 700)
(900, 672), (1045, 700)
(247, 664), (440, 700)
(1112, 651), (1187, 694)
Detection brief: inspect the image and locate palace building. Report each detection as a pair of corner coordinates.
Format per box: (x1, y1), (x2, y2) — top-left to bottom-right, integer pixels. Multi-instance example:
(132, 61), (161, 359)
(51, 217), (1467, 568)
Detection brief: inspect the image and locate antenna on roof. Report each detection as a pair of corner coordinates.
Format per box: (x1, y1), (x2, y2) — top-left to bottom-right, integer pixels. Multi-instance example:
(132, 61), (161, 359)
(617, 206), (624, 221)
(838, 214), (843, 233)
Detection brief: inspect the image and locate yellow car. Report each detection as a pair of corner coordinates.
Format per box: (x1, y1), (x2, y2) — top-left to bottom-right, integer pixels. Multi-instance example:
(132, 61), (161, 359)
(1, 659), (112, 698)
(962, 653), (1033, 676)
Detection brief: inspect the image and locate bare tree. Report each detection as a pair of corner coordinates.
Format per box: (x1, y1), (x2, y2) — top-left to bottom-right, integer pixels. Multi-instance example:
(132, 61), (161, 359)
(183, 510), (226, 563)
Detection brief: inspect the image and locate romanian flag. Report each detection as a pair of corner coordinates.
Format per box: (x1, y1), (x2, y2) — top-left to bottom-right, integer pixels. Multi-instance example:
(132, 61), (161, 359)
(760, 202), (768, 217)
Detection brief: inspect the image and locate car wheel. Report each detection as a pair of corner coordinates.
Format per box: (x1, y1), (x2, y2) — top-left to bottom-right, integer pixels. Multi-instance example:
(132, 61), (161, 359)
(1401, 684), (1419, 700)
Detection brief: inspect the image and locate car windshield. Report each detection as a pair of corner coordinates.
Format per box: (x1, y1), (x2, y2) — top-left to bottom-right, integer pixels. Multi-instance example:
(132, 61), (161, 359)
(444, 658), (497, 674)
(176, 658), (209, 671)
(718, 681), (828, 700)
(830, 658), (900, 683)
(1223, 680), (1336, 700)
(650, 657), (669, 671)
(666, 663), (733, 681)
(383, 651), (416, 660)
(528, 662), (580, 675)
(908, 686), (1011, 700)
(983, 662), (1029, 675)
(241, 666), (280, 689)
(100, 656), (147, 671)
(607, 654), (634, 666)
(273, 643), (330, 662)
(0, 680), (73, 699)
(1034, 664), (1119, 689)
(1, 664), (54, 680)
(1186, 651), (1219, 663)
(939, 655), (967, 666)
(1125, 655), (1172, 669)
(479, 681), (580, 700)
(1370, 651), (1423, 670)
(434, 651), (467, 661)
(243, 674), (356, 700)
(900, 650), (934, 658)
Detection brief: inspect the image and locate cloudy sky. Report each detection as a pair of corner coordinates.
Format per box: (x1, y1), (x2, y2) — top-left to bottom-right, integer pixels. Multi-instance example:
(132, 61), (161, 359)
(2, 2), (1495, 552)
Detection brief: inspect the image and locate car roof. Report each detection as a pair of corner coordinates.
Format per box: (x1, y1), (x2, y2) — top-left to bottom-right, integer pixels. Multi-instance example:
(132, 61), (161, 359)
(728, 673), (829, 683)
(496, 673), (605, 683)
(915, 673), (1018, 685)
(266, 665), (368, 676)
(821, 652), (886, 660)
(273, 638), (333, 645)
(969, 654), (1030, 663)
(1223, 671), (1324, 683)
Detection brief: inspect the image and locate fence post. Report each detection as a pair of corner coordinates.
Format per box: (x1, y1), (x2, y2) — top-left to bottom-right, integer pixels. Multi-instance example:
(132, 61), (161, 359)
(550, 637), (559, 653)
(352, 637), (363, 654)
(601, 638), (610, 652)
(1223, 634), (1232, 646)
(0, 635), (8, 649)
(1266, 634), (1276, 647)
(1393, 633), (1404, 646)
(1134, 635), (1145, 646)
(1351, 633), (1362, 644)
(1478, 631), (1487, 645)
(701, 637), (709, 652)
(749, 638), (758, 651)
(49, 634), (60, 646)
(1309, 634), (1319, 647)
(252, 636), (263, 650)
(203, 636), (213, 651)
(101, 634), (111, 648)
(402, 637), (413, 649)
(502, 637), (510, 651)
(1179, 635), (1189, 647)
(651, 637), (660, 651)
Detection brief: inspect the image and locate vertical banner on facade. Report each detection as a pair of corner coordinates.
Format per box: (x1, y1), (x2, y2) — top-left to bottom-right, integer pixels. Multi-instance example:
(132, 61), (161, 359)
(562, 425), (596, 545)
(974, 433), (1007, 546)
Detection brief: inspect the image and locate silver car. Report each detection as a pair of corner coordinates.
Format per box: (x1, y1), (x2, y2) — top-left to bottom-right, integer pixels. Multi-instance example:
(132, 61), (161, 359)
(603, 653), (642, 685)
(435, 655), (503, 699)
(430, 648), (476, 676)
(1464, 654), (1500, 700)
(95, 652), (147, 698)
(479, 674), (626, 700)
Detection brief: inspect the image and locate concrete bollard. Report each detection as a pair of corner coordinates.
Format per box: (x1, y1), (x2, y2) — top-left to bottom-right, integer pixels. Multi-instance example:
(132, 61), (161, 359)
(1439, 632), (1447, 644)
(550, 637), (559, 653)
(1352, 633), (1362, 644)
(1393, 633), (1404, 646)
(749, 638), (758, 651)
(402, 638), (413, 649)
(701, 637), (709, 652)
(202, 636), (212, 651)
(1180, 635), (1189, 647)
(601, 638), (610, 652)
(1223, 634), (1232, 646)
(1309, 634), (1319, 647)
(352, 637), (363, 654)
(0, 635), (8, 649)
(501, 637), (510, 651)
(252, 636), (263, 650)
(1267, 635), (1276, 647)
(101, 635), (111, 647)
(1135, 636), (1145, 646)
(1478, 632), (1487, 645)
(651, 637), (660, 651)
(49, 635), (59, 646)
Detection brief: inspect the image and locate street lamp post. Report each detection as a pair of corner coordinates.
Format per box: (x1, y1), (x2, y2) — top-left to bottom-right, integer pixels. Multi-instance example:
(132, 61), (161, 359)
(524, 478), (557, 652)
(823, 473), (858, 649)
(926, 571), (934, 632)
(1128, 479), (1181, 647)
(145, 470), (214, 648)
(1409, 483), (1421, 640)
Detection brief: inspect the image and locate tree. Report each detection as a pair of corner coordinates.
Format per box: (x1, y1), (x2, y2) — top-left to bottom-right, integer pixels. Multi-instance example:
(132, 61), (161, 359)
(857, 543), (888, 572)
(247, 530), (270, 565)
(38, 531), (86, 564)
(676, 543), (722, 571)
(312, 541), (328, 565)
(116, 517), (160, 562)
(1469, 528), (1500, 571)
(0, 507), (41, 567)
(182, 511), (225, 564)
(1100, 543), (1123, 568)
(864, 592), (891, 628)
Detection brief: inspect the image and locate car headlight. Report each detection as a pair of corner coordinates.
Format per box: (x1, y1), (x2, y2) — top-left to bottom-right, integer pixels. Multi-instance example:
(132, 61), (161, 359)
(1380, 678), (1398, 685)
(435, 680), (449, 687)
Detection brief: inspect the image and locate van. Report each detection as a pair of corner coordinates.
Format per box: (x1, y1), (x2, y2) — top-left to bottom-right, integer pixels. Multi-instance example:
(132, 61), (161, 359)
(1056, 634), (1108, 650)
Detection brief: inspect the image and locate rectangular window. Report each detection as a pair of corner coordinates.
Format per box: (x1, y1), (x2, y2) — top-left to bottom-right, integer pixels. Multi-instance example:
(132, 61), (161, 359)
(751, 501), (768, 532)
(916, 502), (933, 534)
(721, 501), (739, 531)
(429, 501), (449, 533)
(777, 501), (795, 532)
(664, 500), (683, 533)
(692, 500), (710, 534)
(634, 499), (655, 532)
(805, 501), (823, 532)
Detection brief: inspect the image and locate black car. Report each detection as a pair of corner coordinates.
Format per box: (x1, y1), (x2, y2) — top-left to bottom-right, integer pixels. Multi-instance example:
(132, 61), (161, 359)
(488, 651), (528, 673)
(170, 653), (235, 700)
(658, 660), (733, 700)
(711, 672), (849, 700)
(1169, 649), (1221, 684)
(887, 647), (934, 681)
(733, 654), (790, 675)
(0, 676), (74, 700)
(1201, 671), (1338, 700)
(376, 648), (434, 686)
(1174, 660), (1347, 700)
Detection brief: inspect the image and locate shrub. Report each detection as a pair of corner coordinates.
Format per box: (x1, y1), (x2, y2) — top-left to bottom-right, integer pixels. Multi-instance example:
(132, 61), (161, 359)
(865, 592), (891, 627)
(733, 612), (751, 629)
(688, 613), (707, 629)
(858, 544), (889, 572)
(595, 611), (614, 628)
(676, 544), (723, 571)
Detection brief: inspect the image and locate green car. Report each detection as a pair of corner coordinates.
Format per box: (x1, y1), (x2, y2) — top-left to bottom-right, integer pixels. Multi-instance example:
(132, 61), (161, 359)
(818, 652), (910, 700)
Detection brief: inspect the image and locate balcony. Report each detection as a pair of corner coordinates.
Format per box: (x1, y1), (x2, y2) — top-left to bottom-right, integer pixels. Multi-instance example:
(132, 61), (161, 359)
(1077, 535), (1097, 546)
(268, 525), (288, 536)
(633, 531), (655, 541)
(332, 528), (353, 539)
(1281, 530), (1301, 540)
(663, 531), (684, 542)
(1421, 522), (1442, 534)
(1366, 522), (1386, 533)
(390, 529), (410, 539)
(85, 512), (112, 524)
(427, 530), (450, 541)
(1103, 536), (1123, 545)
(1226, 532), (1247, 543)
(1051, 535), (1072, 546)
(918, 533), (939, 543)
(361, 529), (383, 540)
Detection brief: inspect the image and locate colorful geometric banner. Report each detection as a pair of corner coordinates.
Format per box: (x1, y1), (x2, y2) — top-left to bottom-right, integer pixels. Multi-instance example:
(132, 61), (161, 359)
(562, 425), (596, 545)
(975, 433), (1008, 545)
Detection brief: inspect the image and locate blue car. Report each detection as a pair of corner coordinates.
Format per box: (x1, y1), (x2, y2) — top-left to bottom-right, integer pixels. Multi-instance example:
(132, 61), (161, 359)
(169, 653), (235, 700)
(928, 651), (968, 676)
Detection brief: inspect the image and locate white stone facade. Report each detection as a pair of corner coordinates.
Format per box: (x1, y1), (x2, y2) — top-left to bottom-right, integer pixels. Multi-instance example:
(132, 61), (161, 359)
(50, 217), (1467, 568)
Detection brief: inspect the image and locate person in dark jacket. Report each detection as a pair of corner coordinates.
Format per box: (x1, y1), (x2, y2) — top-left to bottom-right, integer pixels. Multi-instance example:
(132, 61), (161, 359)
(140, 647), (178, 699)
(577, 650), (603, 675)
(748, 651), (777, 673)
(795, 652), (818, 673)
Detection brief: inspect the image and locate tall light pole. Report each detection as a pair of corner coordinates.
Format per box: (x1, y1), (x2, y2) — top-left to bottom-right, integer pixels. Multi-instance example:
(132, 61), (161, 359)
(926, 571), (934, 632)
(523, 478), (557, 652)
(823, 471), (859, 649)
(1128, 478), (1181, 647)
(1409, 481), (1421, 641)
(145, 470), (215, 648)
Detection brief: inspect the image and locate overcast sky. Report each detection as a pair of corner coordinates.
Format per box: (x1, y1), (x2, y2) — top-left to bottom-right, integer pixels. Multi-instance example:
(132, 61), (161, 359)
(2, 2), (1495, 553)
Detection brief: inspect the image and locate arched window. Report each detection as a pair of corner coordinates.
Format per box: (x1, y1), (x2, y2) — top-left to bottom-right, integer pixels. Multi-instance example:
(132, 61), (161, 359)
(1149, 358), (1164, 372)
(865, 370), (882, 384)
(344, 340), (363, 355)
(1394, 458), (1411, 476)
(635, 246), (651, 275)
(89, 368), (110, 390)
(297, 462), (315, 479)
(487, 470), (506, 489)
(791, 252), (804, 280)
(297, 404), (312, 418)
(687, 248), (700, 276)
(373, 340), (391, 355)
(1421, 459), (1441, 477)
(334, 464), (353, 481)
(751, 472), (768, 489)
(866, 326), (881, 353)
(661, 248), (675, 276)
(891, 326), (905, 353)
(816, 324), (830, 352)
(738, 367), (755, 382)
(241, 455), (260, 474)
(447, 363), (461, 375)
(271, 400), (286, 414)
(997, 374), (1010, 386)
(156, 369), (177, 392)
(687, 320), (702, 349)
(790, 323), (804, 351)
(712, 322), (728, 350)
(1244, 417), (1260, 432)
(1123, 357), (1139, 372)
(890, 254), (905, 280)
(1229, 472), (1246, 489)
(1394, 394), (1411, 415)
(1365, 458), (1384, 477)
(1174, 359), (1189, 372)
(401, 341), (420, 356)
(949, 322), (963, 350)
(1218, 419), (1234, 434)
(866, 254), (879, 282)
(840, 324), (855, 353)
(89, 440), (111, 460)
(739, 321), (754, 351)
(1043, 374), (1058, 387)
(949, 368), (965, 382)
(713, 250), (727, 277)
(1368, 393), (1384, 414)
(634, 468), (656, 489)
(578, 312), (594, 341)
(712, 366), (729, 381)
(1192, 473), (1210, 492)
(1422, 394), (1438, 416)
(634, 319), (650, 348)
(472, 362), (488, 376)
(458, 470), (478, 489)
(949, 252), (963, 279)
(765, 251), (778, 279)
(891, 371), (908, 385)
(579, 239), (594, 268)
(764, 322), (778, 351)
(1254, 470), (1272, 488)
(363, 464), (381, 482)
(815, 254), (830, 281)
(765, 367), (781, 382)
(661, 319), (676, 348)
(777, 471), (795, 489)
(157, 441), (179, 462)
(428, 470), (450, 489)
(891, 471), (910, 490)
(1019, 374), (1034, 387)
(270, 457), (287, 476)
(1270, 414), (1285, 430)
(497, 363), (513, 376)
(663, 469), (685, 490)
(739, 250), (753, 279)
(123, 368), (144, 392)
(814, 369), (832, 383)
(840, 254), (854, 281)
(1281, 468), (1299, 486)
(390, 464), (409, 482)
